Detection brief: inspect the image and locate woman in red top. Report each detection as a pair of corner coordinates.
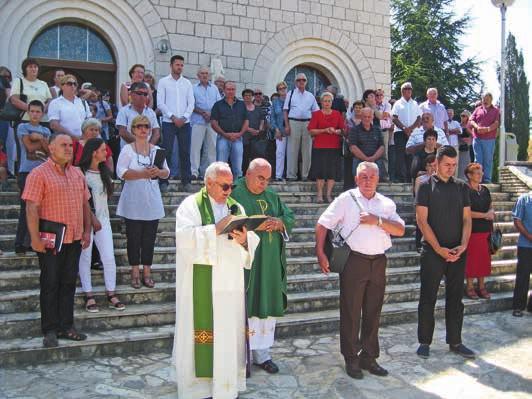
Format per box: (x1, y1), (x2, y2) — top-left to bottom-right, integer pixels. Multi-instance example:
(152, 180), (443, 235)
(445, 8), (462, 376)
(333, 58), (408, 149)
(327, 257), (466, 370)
(73, 118), (114, 173)
(307, 92), (346, 203)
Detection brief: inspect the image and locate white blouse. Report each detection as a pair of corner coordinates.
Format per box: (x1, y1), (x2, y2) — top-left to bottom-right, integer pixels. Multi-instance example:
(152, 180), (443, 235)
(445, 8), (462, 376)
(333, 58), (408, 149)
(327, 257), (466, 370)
(85, 170), (110, 224)
(116, 144), (170, 221)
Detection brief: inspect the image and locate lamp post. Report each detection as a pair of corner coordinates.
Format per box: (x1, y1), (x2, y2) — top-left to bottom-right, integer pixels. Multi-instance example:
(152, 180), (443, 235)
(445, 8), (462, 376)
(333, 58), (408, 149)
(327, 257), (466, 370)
(491, 0), (514, 171)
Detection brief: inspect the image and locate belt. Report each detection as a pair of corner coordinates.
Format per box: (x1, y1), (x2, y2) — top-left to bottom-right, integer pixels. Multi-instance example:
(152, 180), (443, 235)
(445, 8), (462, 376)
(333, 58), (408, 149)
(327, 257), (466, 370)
(288, 118), (310, 122)
(351, 250), (385, 260)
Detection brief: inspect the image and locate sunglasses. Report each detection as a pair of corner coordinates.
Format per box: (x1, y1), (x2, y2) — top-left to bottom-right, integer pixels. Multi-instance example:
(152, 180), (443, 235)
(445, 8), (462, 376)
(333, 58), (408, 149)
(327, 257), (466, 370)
(133, 91), (148, 96)
(65, 81), (78, 87)
(296, 79), (307, 82)
(216, 182), (233, 192)
(277, 87), (287, 90)
(133, 124), (150, 129)
(254, 92), (262, 96)
(460, 115), (468, 117)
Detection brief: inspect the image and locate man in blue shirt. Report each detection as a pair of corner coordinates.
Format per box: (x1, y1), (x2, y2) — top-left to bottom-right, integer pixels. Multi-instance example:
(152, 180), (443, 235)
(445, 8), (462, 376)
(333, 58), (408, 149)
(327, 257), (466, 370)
(190, 66), (221, 180)
(512, 191), (532, 317)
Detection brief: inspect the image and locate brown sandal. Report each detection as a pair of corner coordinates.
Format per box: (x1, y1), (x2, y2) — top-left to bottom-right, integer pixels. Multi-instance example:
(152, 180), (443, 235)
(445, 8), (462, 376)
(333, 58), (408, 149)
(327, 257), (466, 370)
(465, 287), (479, 299)
(131, 269), (141, 289)
(477, 288), (491, 299)
(142, 277), (155, 288)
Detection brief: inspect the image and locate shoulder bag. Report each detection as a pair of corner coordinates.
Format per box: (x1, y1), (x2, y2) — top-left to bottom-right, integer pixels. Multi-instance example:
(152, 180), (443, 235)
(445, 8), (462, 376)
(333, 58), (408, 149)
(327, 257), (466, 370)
(0, 78), (26, 122)
(488, 222), (502, 255)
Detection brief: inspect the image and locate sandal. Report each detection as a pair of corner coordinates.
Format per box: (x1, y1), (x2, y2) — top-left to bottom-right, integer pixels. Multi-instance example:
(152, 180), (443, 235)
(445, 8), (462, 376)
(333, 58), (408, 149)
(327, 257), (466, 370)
(84, 296), (99, 313)
(477, 288), (491, 299)
(142, 277), (155, 288)
(107, 294), (126, 311)
(316, 197), (324, 204)
(57, 328), (87, 341)
(131, 269), (141, 289)
(465, 287), (479, 299)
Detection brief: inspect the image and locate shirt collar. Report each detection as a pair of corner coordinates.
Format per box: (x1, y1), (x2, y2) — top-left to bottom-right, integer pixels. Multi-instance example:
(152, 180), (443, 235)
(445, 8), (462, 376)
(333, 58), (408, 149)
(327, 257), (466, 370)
(432, 174), (455, 184)
(196, 81), (213, 88)
(168, 74), (182, 82)
(46, 157), (72, 173)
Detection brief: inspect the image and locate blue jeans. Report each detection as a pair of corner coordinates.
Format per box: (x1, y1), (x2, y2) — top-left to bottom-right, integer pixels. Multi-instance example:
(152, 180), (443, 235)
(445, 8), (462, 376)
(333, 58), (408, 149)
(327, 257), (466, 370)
(216, 135), (243, 178)
(161, 122), (191, 185)
(472, 138), (495, 183)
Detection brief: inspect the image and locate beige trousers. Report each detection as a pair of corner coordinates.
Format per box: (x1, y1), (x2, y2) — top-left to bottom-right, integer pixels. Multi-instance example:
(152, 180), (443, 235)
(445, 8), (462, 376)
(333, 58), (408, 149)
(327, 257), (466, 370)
(286, 120), (312, 179)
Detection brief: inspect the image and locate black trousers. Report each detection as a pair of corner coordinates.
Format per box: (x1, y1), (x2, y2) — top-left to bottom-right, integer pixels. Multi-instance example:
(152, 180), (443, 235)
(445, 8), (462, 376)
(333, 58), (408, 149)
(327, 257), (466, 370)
(418, 246), (466, 345)
(15, 172), (29, 248)
(512, 246), (532, 310)
(343, 153), (355, 191)
(340, 251), (386, 362)
(124, 218), (159, 266)
(38, 242), (82, 334)
(393, 131), (411, 182)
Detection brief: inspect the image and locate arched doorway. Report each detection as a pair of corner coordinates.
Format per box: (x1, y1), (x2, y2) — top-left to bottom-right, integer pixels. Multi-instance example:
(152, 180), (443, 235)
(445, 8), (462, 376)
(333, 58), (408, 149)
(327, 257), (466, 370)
(28, 23), (116, 98)
(284, 65), (331, 96)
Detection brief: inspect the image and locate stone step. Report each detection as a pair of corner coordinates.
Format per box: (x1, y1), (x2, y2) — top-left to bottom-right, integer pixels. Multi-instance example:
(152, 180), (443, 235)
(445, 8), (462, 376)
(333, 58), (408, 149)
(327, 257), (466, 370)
(0, 291), (513, 367)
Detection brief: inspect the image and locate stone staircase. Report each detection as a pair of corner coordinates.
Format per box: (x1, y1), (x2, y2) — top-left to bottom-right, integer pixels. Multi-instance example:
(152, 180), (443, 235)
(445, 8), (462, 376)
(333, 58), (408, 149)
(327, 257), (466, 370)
(0, 170), (526, 367)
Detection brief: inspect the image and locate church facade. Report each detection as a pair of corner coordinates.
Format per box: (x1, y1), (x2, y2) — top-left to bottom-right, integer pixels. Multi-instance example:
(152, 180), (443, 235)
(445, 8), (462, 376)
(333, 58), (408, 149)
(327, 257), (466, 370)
(0, 0), (390, 102)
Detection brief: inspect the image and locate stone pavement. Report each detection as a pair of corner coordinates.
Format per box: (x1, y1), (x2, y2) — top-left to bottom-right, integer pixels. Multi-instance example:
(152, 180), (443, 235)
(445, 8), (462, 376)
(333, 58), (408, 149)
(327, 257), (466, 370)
(1, 311), (531, 399)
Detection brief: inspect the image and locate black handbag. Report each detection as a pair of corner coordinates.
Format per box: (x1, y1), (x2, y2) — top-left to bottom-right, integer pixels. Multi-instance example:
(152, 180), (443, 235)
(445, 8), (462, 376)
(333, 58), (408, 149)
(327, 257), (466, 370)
(488, 223), (502, 255)
(0, 78), (26, 122)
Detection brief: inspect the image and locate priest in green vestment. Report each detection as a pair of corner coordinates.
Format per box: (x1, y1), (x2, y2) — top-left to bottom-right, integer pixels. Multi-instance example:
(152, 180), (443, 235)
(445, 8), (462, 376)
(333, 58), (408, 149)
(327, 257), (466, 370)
(231, 158), (295, 373)
(173, 162), (260, 399)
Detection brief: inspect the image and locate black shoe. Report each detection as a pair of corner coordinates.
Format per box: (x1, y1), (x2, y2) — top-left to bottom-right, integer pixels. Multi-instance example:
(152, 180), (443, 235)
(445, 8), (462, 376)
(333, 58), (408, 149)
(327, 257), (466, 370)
(417, 344), (430, 359)
(91, 261), (103, 271)
(512, 309), (523, 317)
(191, 175), (198, 181)
(254, 359), (279, 374)
(345, 361), (363, 379)
(15, 245), (27, 254)
(43, 331), (58, 348)
(360, 359), (388, 377)
(449, 344), (475, 359)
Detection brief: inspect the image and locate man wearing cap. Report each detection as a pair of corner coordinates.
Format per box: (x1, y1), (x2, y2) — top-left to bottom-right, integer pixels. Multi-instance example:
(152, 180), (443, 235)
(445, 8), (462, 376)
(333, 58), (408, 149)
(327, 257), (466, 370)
(283, 73), (319, 181)
(391, 82), (421, 182)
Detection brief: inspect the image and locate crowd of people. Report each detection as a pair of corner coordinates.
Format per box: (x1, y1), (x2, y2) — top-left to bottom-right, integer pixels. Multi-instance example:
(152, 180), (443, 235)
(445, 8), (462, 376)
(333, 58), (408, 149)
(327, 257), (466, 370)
(0, 55), (530, 399)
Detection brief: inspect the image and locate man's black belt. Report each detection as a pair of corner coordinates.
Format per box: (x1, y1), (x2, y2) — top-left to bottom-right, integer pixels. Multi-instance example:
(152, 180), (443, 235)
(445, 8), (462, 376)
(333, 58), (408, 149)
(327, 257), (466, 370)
(288, 117), (310, 122)
(351, 250), (385, 260)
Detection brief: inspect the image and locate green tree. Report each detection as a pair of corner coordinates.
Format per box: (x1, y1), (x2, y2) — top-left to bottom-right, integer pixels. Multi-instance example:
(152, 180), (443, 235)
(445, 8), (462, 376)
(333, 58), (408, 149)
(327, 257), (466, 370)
(391, 0), (482, 111)
(502, 33), (530, 161)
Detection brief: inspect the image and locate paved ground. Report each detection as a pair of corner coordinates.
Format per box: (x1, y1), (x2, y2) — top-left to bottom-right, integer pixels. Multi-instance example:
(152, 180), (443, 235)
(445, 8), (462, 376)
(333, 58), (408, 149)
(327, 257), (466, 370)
(1, 311), (531, 399)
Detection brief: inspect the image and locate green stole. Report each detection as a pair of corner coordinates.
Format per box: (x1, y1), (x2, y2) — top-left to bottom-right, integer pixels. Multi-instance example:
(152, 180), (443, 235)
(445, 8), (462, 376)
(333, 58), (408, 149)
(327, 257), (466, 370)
(193, 188), (240, 378)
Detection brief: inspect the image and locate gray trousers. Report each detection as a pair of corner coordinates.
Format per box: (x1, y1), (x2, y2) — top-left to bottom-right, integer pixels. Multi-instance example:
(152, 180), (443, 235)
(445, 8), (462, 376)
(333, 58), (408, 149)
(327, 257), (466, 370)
(286, 120), (312, 179)
(190, 124), (217, 177)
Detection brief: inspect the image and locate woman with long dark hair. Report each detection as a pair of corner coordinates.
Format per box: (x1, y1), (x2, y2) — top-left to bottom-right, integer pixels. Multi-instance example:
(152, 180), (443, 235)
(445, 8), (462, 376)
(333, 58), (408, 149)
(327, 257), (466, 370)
(78, 138), (125, 312)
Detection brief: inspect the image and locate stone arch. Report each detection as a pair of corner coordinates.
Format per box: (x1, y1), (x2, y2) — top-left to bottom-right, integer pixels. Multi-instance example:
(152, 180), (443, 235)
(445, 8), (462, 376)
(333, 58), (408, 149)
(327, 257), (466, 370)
(0, 0), (168, 99)
(252, 23), (376, 102)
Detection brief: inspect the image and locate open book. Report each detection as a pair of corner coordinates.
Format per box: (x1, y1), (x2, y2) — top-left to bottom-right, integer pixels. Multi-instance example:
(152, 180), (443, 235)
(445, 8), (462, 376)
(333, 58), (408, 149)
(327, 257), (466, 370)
(218, 215), (268, 235)
(39, 219), (66, 253)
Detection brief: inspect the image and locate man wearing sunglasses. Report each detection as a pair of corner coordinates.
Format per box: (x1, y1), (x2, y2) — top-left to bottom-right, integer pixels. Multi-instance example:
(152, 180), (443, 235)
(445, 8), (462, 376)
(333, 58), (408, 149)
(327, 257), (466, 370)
(48, 75), (91, 140)
(231, 158), (294, 375)
(173, 161), (260, 399)
(283, 73), (319, 181)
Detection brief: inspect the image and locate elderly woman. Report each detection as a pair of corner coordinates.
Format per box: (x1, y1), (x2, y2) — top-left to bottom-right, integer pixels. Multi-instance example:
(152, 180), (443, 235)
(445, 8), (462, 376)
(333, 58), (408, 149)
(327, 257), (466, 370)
(78, 138), (125, 312)
(464, 163), (495, 299)
(269, 81), (288, 181)
(308, 91), (346, 203)
(73, 118), (114, 173)
(116, 115), (170, 288)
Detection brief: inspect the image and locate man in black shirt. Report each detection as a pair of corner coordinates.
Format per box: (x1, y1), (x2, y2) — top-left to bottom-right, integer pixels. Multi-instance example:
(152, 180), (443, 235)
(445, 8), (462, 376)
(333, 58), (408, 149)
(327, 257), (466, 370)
(415, 146), (474, 359)
(210, 81), (249, 178)
(349, 108), (386, 181)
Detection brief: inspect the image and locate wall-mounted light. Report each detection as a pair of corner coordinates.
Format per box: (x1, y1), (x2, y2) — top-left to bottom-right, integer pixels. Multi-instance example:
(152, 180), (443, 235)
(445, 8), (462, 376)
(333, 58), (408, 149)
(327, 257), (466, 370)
(158, 39), (170, 54)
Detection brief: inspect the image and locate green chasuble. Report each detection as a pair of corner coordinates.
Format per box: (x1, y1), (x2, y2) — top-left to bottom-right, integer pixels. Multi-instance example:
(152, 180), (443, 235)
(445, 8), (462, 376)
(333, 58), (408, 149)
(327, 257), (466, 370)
(193, 187), (241, 377)
(231, 178), (295, 318)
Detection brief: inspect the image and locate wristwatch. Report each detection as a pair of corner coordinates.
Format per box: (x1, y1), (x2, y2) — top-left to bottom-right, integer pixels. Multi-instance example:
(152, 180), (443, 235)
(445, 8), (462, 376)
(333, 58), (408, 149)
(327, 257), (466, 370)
(377, 217), (383, 227)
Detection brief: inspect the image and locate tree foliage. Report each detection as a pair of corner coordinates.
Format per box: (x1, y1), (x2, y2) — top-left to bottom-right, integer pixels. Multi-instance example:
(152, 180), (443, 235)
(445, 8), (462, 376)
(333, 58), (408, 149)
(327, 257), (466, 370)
(502, 33), (530, 161)
(391, 0), (482, 112)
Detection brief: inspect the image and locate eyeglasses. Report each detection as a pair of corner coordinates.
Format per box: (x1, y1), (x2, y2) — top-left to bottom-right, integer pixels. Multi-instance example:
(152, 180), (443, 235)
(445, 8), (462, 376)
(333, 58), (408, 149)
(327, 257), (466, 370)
(65, 81), (78, 87)
(216, 182), (233, 192)
(277, 87), (287, 90)
(376, 94), (384, 97)
(257, 175), (271, 183)
(296, 79), (307, 82)
(254, 92), (263, 96)
(133, 91), (148, 96)
(133, 124), (150, 129)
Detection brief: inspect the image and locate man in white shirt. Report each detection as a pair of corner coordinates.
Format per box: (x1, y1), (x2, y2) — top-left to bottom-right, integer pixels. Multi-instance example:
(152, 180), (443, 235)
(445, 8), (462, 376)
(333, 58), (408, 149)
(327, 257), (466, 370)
(446, 108), (462, 177)
(190, 66), (221, 180)
(157, 54), (195, 192)
(406, 112), (449, 154)
(391, 82), (421, 182)
(315, 162), (405, 380)
(283, 73), (319, 181)
(115, 82), (160, 148)
(419, 88), (448, 132)
(48, 75), (91, 139)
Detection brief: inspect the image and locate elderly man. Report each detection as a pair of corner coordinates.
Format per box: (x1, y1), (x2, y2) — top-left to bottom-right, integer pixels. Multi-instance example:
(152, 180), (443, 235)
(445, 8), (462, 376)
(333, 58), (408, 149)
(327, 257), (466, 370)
(211, 81), (249, 178)
(469, 92), (500, 183)
(316, 162), (405, 380)
(23, 133), (92, 348)
(349, 107), (386, 181)
(406, 112), (449, 155)
(190, 66), (221, 180)
(173, 161), (260, 399)
(391, 82), (421, 182)
(214, 75), (225, 97)
(419, 88), (448, 132)
(231, 158), (294, 374)
(283, 73), (319, 181)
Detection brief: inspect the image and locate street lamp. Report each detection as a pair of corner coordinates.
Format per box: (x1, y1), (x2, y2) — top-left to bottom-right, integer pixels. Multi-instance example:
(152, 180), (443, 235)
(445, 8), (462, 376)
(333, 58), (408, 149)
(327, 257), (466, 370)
(491, 0), (514, 171)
